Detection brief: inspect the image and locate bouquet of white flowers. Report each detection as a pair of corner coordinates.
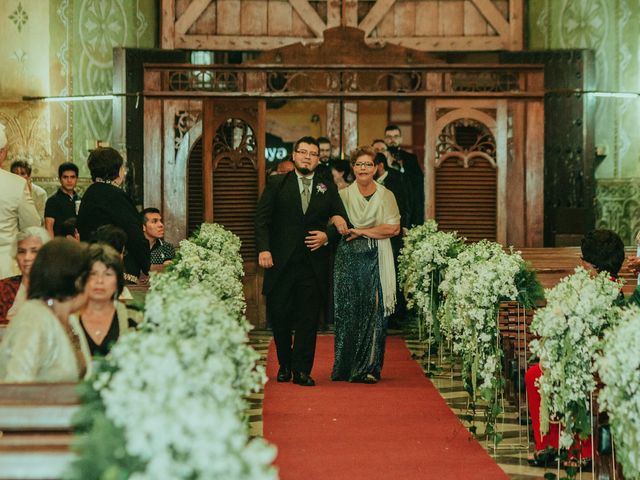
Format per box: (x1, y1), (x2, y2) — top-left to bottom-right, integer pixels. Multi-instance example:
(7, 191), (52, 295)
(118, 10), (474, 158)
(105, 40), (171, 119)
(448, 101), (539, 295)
(398, 221), (464, 341)
(530, 267), (621, 450)
(66, 223), (276, 480)
(595, 306), (640, 478)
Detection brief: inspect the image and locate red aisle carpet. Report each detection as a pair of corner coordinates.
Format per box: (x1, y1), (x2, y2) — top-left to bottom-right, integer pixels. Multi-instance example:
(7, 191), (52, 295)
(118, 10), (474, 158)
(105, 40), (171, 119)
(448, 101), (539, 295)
(263, 336), (508, 480)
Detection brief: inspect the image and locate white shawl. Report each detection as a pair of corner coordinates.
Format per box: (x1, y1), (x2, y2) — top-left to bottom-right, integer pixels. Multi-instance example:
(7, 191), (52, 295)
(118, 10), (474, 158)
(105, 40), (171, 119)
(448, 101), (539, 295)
(339, 182), (401, 316)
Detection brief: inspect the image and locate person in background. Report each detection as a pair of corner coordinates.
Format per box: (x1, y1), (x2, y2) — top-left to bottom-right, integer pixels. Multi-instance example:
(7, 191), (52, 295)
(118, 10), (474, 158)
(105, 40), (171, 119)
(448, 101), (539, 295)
(315, 136), (334, 185)
(44, 162), (80, 238)
(525, 229), (625, 468)
(275, 159), (295, 175)
(0, 239), (92, 382)
(329, 159), (352, 190)
(0, 227), (51, 324)
(142, 208), (176, 267)
(77, 147), (150, 283)
(10, 160), (47, 223)
(77, 243), (137, 357)
(0, 122), (40, 279)
(384, 125), (424, 226)
(60, 217), (80, 242)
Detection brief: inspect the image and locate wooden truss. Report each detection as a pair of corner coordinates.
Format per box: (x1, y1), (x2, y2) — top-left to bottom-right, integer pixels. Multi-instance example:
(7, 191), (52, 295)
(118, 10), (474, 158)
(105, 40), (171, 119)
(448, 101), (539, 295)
(161, 0), (523, 51)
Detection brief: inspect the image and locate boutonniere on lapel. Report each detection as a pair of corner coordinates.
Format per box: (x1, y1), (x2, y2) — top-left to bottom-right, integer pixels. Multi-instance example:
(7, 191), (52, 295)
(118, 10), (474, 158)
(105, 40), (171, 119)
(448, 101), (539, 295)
(316, 183), (328, 194)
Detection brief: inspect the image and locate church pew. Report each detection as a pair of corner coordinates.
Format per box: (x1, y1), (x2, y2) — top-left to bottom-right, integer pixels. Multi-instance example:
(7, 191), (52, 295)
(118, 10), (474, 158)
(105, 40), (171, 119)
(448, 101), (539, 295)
(0, 383), (78, 480)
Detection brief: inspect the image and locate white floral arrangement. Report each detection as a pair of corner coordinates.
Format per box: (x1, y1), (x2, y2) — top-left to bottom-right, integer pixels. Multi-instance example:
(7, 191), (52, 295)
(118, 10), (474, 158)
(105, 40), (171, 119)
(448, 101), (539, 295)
(143, 282), (266, 413)
(398, 220), (464, 337)
(152, 239), (246, 318)
(95, 331), (276, 480)
(595, 306), (640, 478)
(530, 267), (622, 450)
(439, 241), (522, 398)
(66, 223), (276, 480)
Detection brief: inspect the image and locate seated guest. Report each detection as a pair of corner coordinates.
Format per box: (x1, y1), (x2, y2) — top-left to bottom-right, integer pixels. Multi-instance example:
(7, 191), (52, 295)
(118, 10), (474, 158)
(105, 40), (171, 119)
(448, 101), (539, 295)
(77, 147), (150, 282)
(44, 162), (80, 237)
(90, 225), (134, 299)
(0, 227), (51, 324)
(10, 160), (47, 224)
(60, 217), (80, 242)
(77, 244), (136, 357)
(525, 229), (625, 467)
(0, 239), (92, 382)
(142, 207), (176, 267)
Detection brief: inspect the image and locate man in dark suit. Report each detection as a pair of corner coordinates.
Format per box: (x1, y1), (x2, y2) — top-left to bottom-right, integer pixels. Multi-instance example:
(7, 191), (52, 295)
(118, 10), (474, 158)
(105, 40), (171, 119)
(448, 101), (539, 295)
(313, 136), (335, 186)
(255, 136), (348, 387)
(384, 125), (424, 226)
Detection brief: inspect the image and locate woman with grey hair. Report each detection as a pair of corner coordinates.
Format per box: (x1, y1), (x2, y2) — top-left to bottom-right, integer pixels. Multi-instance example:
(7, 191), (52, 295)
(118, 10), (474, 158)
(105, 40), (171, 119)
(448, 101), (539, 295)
(0, 226), (50, 323)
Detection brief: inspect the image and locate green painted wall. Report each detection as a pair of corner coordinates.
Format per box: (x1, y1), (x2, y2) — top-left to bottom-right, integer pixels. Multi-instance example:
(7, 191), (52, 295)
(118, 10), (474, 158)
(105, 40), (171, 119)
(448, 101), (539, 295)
(528, 0), (640, 243)
(51, 0), (157, 175)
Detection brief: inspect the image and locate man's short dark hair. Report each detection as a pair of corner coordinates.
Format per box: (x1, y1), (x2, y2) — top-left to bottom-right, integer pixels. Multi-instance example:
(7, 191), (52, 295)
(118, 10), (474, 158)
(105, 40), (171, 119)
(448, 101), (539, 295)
(28, 239), (91, 301)
(385, 125), (401, 134)
(91, 224), (128, 254)
(372, 139), (386, 145)
(88, 243), (125, 296)
(142, 207), (161, 224)
(60, 217), (77, 237)
(374, 152), (388, 167)
(58, 162), (79, 178)
(87, 147), (123, 182)
(10, 160), (31, 176)
(581, 229), (625, 277)
(294, 136), (319, 151)
(317, 136), (331, 145)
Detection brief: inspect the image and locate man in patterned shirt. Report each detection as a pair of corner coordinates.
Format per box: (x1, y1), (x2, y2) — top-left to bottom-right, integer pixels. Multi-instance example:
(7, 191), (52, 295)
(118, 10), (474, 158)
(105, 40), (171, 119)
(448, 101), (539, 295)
(142, 207), (176, 267)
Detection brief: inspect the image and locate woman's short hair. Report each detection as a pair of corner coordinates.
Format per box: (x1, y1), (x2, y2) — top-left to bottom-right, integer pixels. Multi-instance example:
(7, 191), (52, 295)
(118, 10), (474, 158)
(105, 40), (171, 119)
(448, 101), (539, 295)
(87, 147), (123, 182)
(11, 226), (51, 258)
(28, 239), (91, 301)
(349, 145), (376, 165)
(581, 229), (625, 277)
(87, 243), (125, 296)
(91, 224), (127, 254)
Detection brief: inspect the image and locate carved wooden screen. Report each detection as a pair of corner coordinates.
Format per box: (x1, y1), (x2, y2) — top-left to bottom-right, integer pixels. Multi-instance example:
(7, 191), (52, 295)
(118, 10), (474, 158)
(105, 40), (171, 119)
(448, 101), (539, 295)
(203, 100), (266, 261)
(187, 138), (204, 236)
(434, 120), (498, 241)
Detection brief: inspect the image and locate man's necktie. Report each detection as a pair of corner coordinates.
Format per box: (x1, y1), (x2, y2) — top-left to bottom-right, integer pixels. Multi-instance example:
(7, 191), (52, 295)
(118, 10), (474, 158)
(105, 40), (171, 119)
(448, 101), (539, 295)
(301, 177), (312, 213)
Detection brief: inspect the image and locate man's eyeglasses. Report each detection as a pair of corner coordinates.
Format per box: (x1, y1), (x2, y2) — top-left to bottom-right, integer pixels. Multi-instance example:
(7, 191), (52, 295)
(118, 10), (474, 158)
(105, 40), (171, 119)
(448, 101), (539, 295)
(295, 149), (319, 158)
(354, 162), (375, 168)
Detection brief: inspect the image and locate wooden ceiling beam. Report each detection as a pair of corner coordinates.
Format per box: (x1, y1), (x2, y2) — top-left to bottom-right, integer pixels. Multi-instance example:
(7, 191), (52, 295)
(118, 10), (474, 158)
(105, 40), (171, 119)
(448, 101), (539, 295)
(288, 0), (326, 38)
(359, 0), (396, 37)
(469, 0), (509, 38)
(175, 0), (213, 35)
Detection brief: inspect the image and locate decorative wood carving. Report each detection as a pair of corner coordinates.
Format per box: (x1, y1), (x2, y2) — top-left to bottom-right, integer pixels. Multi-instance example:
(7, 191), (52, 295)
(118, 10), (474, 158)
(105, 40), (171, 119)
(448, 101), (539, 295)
(161, 0), (523, 52)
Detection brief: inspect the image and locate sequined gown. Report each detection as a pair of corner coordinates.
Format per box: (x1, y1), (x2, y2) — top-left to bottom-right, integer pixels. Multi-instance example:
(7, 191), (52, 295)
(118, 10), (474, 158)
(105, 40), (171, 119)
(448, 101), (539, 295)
(331, 236), (387, 381)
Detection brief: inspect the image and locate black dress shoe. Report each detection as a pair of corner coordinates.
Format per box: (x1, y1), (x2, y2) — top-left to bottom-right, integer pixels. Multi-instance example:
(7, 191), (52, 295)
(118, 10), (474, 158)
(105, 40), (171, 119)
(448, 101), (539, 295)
(292, 372), (315, 386)
(277, 367), (291, 382)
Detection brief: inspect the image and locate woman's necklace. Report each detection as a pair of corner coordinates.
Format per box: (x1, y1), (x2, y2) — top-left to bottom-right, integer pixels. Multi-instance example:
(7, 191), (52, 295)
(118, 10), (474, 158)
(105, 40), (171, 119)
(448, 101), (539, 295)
(82, 306), (115, 341)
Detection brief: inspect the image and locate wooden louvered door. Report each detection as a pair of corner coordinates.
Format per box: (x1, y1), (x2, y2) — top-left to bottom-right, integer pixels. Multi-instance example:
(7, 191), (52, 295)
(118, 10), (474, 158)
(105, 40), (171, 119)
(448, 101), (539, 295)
(203, 99), (267, 327)
(425, 100), (507, 244)
(435, 157), (497, 241)
(187, 138), (204, 236)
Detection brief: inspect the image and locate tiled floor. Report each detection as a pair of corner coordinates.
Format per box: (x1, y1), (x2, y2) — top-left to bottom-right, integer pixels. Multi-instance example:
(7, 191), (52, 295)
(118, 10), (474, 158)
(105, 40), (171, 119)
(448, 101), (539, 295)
(247, 329), (593, 480)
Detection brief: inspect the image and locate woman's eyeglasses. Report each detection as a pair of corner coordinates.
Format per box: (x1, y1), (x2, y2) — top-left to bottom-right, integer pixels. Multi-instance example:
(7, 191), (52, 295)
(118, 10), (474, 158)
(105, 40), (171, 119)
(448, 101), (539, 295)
(354, 162), (375, 168)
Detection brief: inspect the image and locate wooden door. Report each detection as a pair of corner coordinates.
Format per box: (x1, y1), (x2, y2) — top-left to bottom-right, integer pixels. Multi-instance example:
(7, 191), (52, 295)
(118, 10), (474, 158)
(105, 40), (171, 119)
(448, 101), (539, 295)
(425, 99), (507, 244)
(202, 99), (267, 327)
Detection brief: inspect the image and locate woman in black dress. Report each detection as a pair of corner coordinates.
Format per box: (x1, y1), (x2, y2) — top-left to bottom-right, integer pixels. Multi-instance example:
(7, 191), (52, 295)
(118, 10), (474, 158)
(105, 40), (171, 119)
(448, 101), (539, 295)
(76, 147), (150, 282)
